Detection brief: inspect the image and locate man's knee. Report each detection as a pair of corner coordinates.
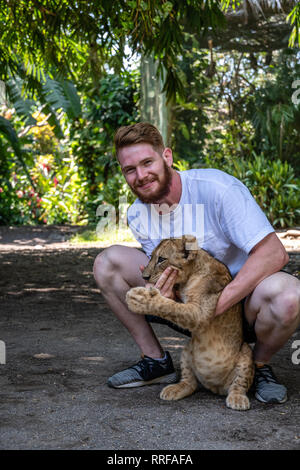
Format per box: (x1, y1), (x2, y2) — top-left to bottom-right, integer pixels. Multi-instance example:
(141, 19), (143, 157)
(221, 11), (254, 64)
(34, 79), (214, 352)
(271, 289), (300, 328)
(248, 273), (300, 329)
(93, 245), (123, 287)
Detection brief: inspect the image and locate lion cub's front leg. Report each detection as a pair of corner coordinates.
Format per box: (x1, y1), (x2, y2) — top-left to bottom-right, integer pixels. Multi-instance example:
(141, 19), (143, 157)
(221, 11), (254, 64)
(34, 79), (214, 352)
(225, 343), (254, 411)
(126, 286), (203, 331)
(126, 286), (161, 316)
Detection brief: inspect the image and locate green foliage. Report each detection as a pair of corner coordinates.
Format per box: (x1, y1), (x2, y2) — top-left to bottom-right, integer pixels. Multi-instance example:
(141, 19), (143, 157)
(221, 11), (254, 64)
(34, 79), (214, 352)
(0, 64), (84, 225)
(0, 107), (39, 224)
(246, 50), (300, 167)
(287, 2), (300, 47)
(169, 34), (211, 164)
(70, 74), (138, 223)
(93, 171), (135, 214)
(0, 110), (86, 225)
(0, 115), (35, 187)
(4, 63), (82, 138)
(0, 133), (20, 224)
(1, 6), (299, 230)
(203, 119), (256, 165)
(0, 0), (227, 102)
(0, 68), (139, 226)
(30, 154), (86, 225)
(243, 156), (300, 228)
(173, 159), (190, 172)
(203, 150), (300, 228)
(42, 76), (82, 121)
(202, 115), (299, 228)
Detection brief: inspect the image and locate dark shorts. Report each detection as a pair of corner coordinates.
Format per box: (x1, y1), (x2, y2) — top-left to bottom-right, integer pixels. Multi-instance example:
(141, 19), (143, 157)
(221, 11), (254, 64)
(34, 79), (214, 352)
(145, 298), (257, 344)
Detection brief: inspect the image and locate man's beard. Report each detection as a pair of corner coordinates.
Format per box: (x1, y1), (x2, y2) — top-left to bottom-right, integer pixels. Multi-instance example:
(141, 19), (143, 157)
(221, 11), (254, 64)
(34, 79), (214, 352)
(130, 161), (173, 204)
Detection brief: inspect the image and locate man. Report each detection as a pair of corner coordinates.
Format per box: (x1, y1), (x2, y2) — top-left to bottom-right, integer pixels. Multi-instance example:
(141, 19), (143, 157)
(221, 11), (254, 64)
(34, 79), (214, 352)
(93, 122), (300, 404)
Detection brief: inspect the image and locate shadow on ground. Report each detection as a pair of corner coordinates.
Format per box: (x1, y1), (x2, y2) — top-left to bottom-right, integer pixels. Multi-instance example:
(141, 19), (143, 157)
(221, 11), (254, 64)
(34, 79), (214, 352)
(0, 227), (299, 450)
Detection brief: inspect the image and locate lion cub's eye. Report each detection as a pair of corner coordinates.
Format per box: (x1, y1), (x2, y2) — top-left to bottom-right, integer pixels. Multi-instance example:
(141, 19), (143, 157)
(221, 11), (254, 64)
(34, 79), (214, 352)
(157, 256), (167, 264)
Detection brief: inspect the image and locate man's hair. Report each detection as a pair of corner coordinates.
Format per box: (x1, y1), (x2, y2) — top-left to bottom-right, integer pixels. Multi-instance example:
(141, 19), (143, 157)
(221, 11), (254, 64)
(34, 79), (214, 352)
(114, 122), (165, 157)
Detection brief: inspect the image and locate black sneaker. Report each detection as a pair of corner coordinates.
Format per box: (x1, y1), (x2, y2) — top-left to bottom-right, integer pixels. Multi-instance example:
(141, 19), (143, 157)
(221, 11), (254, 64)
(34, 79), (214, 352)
(107, 351), (177, 388)
(254, 364), (287, 404)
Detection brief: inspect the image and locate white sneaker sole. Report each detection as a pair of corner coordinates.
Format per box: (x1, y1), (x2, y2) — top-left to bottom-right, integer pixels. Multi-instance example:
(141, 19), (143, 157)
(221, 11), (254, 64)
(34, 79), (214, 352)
(111, 372), (178, 389)
(255, 391), (288, 404)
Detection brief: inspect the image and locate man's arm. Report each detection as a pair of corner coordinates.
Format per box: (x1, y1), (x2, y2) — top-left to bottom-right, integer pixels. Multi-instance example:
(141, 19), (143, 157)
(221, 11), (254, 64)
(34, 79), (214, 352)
(214, 232), (289, 316)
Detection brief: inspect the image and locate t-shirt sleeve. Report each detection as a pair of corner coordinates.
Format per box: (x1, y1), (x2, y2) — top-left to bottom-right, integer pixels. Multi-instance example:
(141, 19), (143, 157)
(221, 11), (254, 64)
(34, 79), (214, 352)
(219, 183), (275, 254)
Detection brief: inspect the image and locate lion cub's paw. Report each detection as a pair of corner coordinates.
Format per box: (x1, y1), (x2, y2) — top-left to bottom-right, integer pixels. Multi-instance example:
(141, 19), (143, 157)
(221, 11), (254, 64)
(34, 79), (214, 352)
(126, 286), (160, 314)
(160, 384), (183, 401)
(147, 286), (160, 297)
(160, 382), (196, 401)
(226, 392), (250, 411)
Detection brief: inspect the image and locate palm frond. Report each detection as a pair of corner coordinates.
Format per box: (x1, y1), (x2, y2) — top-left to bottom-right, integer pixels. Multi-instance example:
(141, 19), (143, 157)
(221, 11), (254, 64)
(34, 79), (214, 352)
(6, 77), (37, 126)
(42, 77), (81, 120)
(0, 116), (36, 188)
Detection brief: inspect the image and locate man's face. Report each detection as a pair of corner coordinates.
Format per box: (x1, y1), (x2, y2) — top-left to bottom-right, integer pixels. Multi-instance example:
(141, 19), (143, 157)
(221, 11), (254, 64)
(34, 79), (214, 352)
(118, 143), (173, 204)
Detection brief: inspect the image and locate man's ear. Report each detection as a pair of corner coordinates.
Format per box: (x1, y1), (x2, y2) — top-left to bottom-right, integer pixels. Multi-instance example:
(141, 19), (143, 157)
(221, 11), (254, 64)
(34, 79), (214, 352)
(162, 147), (173, 167)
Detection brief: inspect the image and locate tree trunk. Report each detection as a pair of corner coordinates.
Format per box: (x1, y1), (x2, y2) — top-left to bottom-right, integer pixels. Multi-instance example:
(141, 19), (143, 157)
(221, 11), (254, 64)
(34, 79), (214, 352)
(140, 55), (171, 145)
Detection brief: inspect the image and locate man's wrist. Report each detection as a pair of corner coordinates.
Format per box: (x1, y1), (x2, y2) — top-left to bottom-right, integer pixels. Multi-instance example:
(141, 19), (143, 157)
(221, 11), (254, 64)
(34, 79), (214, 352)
(214, 284), (237, 316)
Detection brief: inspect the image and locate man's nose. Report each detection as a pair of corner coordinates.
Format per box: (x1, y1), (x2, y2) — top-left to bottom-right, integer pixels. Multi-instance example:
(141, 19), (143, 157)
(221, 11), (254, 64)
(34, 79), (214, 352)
(136, 166), (148, 181)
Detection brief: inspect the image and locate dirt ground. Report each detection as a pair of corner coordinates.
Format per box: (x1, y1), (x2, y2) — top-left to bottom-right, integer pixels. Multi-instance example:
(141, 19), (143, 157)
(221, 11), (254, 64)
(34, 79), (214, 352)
(0, 225), (299, 451)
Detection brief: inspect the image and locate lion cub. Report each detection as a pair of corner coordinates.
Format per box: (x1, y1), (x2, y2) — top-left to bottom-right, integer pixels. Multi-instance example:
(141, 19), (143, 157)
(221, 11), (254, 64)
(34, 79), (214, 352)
(126, 235), (254, 411)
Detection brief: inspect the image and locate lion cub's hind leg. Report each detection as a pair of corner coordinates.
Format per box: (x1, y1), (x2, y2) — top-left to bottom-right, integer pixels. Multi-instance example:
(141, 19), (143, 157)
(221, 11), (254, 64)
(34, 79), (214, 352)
(160, 343), (197, 401)
(225, 343), (254, 411)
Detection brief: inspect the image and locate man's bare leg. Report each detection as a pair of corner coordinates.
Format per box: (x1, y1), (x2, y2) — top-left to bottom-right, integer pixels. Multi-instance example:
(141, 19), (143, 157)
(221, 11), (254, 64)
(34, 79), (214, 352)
(244, 271), (300, 403)
(93, 244), (164, 359)
(244, 272), (300, 363)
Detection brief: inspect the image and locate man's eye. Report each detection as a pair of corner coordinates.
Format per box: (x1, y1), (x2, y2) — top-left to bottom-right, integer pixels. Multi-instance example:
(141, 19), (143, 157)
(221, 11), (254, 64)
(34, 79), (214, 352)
(157, 256), (167, 264)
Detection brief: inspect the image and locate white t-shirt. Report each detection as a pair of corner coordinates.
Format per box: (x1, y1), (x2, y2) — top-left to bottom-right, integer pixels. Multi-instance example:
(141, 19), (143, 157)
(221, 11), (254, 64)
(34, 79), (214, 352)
(127, 169), (274, 277)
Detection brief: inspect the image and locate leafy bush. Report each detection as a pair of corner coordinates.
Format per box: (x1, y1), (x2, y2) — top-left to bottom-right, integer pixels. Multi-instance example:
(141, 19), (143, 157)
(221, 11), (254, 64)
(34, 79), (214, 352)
(242, 155), (299, 228)
(87, 168), (135, 226)
(0, 109), (86, 225)
(246, 50), (300, 170)
(203, 119), (255, 165)
(31, 154), (87, 224)
(203, 151), (300, 228)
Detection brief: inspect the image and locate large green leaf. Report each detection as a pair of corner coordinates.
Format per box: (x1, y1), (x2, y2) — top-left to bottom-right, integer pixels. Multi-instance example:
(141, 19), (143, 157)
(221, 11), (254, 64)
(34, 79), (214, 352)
(6, 77), (37, 126)
(42, 76), (81, 120)
(5, 62), (82, 138)
(0, 116), (36, 188)
(0, 115), (20, 154)
(59, 80), (82, 119)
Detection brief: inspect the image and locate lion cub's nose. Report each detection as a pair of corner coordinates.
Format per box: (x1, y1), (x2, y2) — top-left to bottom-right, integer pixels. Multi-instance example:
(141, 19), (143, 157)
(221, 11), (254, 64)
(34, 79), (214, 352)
(142, 273), (151, 281)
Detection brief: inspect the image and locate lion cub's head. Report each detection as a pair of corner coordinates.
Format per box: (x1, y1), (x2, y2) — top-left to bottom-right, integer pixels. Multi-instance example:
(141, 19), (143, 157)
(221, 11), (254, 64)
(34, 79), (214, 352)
(142, 235), (198, 284)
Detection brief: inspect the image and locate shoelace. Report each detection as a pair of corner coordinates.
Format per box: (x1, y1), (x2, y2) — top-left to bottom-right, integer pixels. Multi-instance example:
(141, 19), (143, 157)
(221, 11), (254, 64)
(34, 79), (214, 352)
(132, 356), (167, 375)
(255, 365), (279, 385)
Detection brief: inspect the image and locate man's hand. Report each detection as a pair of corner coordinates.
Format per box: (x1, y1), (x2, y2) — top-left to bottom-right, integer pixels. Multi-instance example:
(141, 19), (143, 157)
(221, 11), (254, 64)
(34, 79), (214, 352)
(140, 265), (179, 300)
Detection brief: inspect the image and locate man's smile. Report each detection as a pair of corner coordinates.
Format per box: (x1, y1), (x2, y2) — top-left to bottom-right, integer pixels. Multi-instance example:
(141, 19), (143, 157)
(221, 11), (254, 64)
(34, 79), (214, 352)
(136, 179), (157, 190)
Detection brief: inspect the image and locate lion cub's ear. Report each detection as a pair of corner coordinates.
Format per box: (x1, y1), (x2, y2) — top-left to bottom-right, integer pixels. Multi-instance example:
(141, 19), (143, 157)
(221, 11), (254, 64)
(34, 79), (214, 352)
(182, 235), (198, 262)
(182, 234), (197, 245)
